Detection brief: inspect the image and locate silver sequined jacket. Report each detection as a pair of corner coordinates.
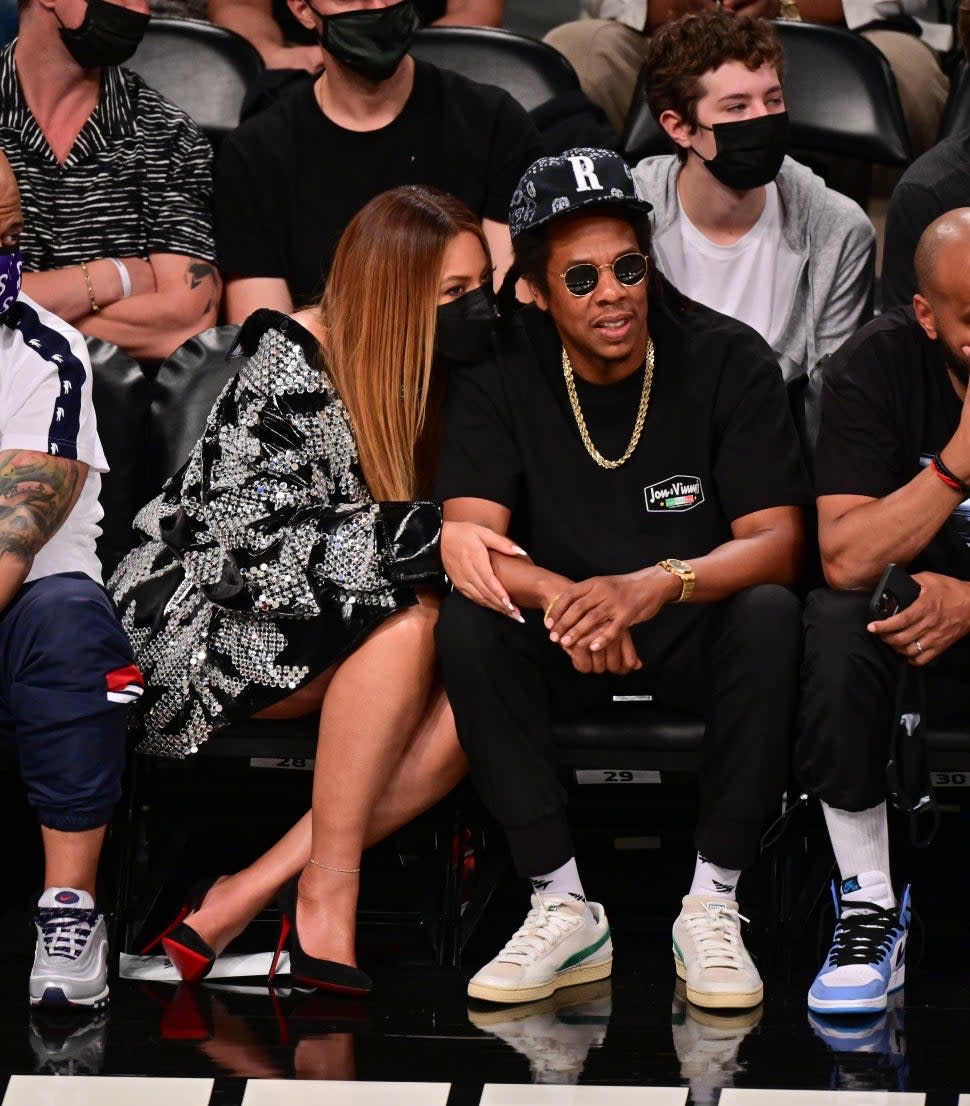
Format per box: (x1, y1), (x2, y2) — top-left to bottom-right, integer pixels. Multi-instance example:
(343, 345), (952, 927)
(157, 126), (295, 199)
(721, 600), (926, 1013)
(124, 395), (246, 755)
(108, 310), (443, 758)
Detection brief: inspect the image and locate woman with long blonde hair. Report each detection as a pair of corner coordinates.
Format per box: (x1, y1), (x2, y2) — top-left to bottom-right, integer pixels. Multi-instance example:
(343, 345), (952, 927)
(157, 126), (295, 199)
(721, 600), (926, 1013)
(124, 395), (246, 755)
(110, 186), (521, 992)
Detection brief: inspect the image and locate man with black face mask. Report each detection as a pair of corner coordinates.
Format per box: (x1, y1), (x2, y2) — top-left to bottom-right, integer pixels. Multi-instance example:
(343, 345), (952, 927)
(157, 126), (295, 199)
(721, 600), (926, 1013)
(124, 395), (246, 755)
(208, 0), (502, 74)
(1, 0), (220, 363)
(214, 0), (539, 324)
(796, 209), (970, 1017)
(632, 10), (874, 384)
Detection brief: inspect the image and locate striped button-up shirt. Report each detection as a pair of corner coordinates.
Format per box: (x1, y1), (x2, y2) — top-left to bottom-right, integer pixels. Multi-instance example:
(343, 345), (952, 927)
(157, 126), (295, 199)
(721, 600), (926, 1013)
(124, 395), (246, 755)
(0, 43), (216, 272)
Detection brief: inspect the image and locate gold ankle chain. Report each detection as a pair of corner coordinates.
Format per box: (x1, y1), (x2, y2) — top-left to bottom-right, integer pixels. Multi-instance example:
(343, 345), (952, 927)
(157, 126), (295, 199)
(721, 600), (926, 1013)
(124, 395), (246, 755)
(308, 858), (361, 874)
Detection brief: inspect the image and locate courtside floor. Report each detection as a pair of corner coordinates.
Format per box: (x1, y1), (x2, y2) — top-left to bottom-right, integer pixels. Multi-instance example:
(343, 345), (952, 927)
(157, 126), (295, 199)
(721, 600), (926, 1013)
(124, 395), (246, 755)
(5, 774), (970, 1103)
(4, 867), (970, 1106)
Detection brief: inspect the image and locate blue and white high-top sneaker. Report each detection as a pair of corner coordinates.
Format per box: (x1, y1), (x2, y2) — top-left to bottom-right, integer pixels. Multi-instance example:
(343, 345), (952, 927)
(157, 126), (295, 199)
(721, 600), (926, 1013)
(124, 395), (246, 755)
(808, 873), (910, 1016)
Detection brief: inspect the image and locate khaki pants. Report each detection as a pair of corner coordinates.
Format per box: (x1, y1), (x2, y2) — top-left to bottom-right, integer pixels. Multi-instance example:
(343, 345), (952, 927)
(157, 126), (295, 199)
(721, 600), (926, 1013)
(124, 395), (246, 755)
(860, 28), (948, 155)
(544, 18), (948, 155)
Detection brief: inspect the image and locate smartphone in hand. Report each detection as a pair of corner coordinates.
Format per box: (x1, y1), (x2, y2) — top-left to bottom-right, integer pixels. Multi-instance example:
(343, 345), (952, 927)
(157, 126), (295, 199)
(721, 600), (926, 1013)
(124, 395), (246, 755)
(869, 563), (921, 620)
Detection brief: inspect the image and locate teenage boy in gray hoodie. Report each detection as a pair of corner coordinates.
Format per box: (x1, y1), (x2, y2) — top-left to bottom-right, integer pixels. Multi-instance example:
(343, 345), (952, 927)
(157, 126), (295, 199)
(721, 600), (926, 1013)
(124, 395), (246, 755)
(632, 10), (874, 384)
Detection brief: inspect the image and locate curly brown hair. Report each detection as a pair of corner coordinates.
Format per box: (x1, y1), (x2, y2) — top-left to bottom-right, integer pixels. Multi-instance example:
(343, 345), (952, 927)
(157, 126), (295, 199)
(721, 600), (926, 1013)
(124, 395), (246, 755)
(643, 10), (785, 162)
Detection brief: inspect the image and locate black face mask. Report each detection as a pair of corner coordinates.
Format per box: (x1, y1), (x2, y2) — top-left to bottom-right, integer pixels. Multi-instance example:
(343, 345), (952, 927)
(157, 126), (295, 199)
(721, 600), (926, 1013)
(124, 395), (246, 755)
(57, 0), (150, 69)
(696, 111), (790, 192)
(313, 0), (420, 82)
(435, 285), (497, 364)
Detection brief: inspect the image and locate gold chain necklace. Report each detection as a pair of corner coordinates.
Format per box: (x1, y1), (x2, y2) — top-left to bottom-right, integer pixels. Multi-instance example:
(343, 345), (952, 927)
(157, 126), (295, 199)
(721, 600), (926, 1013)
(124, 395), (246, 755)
(562, 338), (654, 470)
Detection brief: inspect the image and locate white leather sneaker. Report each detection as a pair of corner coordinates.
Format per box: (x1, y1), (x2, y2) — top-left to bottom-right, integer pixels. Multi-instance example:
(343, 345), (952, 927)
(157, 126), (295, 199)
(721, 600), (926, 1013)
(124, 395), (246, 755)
(672, 895), (762, 1010)
(468, 894), (612, 1004)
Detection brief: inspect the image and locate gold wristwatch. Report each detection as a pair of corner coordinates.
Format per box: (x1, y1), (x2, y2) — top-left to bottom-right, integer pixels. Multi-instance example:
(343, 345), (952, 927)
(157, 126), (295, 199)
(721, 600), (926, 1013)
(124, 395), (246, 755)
(658, 558), (696, 603)
(778, 0), (802, 20)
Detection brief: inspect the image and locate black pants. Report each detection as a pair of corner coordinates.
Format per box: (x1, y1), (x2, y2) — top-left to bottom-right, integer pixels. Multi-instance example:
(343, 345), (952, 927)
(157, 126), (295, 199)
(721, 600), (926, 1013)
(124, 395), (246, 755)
(798, 588), (970, 811)
(437, 584), (802, 876)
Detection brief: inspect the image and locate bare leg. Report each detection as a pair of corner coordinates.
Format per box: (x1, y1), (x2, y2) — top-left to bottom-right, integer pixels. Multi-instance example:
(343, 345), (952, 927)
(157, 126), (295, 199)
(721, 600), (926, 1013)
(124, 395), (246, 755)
(297, 596), (440, 963)
(41, 826), (106, 896)
(185, 602), (465, 956)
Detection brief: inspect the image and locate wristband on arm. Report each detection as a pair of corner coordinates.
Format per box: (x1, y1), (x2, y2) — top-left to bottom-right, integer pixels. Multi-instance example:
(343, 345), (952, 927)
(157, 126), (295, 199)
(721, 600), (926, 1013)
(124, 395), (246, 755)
(107, 257), (132, 299)
(930, 453), (970, 498)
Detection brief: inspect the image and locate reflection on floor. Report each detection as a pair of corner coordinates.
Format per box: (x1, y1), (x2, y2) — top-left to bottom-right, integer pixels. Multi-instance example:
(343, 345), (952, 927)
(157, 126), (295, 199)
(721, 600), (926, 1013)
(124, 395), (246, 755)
(5, 775), (970, 1104)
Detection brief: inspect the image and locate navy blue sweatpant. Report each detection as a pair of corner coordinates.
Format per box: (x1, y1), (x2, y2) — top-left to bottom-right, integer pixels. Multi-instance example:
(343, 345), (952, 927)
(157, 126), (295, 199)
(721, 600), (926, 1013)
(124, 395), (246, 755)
(0, 572), (139, 831)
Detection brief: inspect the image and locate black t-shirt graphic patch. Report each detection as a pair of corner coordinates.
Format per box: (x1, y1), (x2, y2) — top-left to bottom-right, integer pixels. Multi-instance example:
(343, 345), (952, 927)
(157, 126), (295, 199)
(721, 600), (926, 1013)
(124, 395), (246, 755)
(645, 475), (705, 513)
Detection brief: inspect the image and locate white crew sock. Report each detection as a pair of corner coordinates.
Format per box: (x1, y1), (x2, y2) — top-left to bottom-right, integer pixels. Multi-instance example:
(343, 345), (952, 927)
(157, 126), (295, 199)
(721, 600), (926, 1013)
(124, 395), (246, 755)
(530, 856), (594, 924)
(821, 800), (895, 912)
(689, 852), (741, 899)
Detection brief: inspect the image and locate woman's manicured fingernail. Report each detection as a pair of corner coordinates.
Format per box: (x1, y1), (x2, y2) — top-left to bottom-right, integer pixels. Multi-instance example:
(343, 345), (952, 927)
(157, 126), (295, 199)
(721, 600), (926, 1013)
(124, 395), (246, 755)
(513, 546), (528, 557)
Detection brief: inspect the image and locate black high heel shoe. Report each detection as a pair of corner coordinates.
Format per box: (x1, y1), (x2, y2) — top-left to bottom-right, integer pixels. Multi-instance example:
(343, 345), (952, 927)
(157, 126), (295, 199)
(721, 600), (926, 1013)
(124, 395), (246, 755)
(268, 877), (372, 996)
(142, 877), (221, 985)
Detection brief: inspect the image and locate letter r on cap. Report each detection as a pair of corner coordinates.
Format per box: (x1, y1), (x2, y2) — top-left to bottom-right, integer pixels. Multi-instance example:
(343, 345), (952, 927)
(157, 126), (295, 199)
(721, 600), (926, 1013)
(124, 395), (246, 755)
(566, 155), (602, 193)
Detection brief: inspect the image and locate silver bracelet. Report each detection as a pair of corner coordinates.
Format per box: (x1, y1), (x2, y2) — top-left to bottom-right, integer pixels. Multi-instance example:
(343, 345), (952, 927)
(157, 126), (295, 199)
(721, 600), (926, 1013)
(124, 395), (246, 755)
(107, 256), (132, 299)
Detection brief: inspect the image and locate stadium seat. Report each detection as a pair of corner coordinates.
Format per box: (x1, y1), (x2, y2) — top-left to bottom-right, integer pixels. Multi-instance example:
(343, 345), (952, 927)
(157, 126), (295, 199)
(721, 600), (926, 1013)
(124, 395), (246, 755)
(86, 337), (152, 580)
(126, 18), (264, 151)
(938, 58), (970, 141)
(410, 25), (580, 112)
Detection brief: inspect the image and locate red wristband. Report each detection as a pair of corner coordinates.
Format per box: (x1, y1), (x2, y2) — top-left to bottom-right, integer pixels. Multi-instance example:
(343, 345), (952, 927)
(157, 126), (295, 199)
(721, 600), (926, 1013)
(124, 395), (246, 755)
(931, 453), (970, 497)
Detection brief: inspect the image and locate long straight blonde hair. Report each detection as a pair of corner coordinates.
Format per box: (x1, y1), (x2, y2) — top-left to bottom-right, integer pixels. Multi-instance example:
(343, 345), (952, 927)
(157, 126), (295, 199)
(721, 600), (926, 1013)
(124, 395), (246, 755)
(319, 186), (490, 501)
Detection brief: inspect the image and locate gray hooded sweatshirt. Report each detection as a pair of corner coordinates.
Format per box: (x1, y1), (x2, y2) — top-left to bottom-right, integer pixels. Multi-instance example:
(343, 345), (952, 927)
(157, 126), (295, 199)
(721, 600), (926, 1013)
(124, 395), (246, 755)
(632, 155), (875, 383)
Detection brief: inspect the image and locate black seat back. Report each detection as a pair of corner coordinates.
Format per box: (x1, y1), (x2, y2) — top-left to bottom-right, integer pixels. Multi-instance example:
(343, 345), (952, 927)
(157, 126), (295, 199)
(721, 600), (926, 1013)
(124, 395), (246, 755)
(147, 324), (240, 495)
(939, 57), (970, 141)
(87, 338), (152, 579)
(622, 20), (911, 167)
(410, 25), (580, 112)
(126, 18), (265, 150)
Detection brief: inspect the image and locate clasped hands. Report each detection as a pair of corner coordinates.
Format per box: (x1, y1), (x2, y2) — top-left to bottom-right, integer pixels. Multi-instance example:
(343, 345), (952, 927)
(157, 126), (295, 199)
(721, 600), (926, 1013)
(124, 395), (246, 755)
(542, 569), (679, 676)
(441, 521), (678, 676)
(868, 571), (970, 665)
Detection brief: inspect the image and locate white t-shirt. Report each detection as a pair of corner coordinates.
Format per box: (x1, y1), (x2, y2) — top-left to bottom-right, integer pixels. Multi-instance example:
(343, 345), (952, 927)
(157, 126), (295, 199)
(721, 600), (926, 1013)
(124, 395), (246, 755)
(0, 292), (108, 585)
(656, 183), (800, 348)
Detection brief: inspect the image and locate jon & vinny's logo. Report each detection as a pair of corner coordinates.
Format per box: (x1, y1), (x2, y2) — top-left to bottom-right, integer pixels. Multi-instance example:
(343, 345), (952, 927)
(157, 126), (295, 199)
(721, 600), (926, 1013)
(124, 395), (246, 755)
(644, 475), (705, 513)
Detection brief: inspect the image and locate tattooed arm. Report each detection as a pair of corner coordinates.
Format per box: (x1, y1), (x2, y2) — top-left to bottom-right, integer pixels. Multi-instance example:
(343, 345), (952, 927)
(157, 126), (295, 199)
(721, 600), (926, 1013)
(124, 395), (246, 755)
(73, 253), (222, 362)
(0, 449), (87, 613)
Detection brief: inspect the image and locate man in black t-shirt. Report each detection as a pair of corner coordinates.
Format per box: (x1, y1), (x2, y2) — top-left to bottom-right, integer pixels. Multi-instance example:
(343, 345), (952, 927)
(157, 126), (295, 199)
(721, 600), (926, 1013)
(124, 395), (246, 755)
(214, 0), (539, 321)
(800, 209), (970, 1019)
(436, 148), (807, 1010)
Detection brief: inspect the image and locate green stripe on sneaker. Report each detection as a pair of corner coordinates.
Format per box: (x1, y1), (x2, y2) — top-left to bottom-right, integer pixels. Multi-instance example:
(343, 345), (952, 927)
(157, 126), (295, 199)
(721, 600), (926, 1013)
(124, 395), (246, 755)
(557, 927), (611, 972)
(672, 938), (684, 965)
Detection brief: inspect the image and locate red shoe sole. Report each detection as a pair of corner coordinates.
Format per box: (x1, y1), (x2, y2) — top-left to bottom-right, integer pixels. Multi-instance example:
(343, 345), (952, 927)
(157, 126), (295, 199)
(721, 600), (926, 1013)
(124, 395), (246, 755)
(162, 937), (214, 985)
(292, 973), (372, 996)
